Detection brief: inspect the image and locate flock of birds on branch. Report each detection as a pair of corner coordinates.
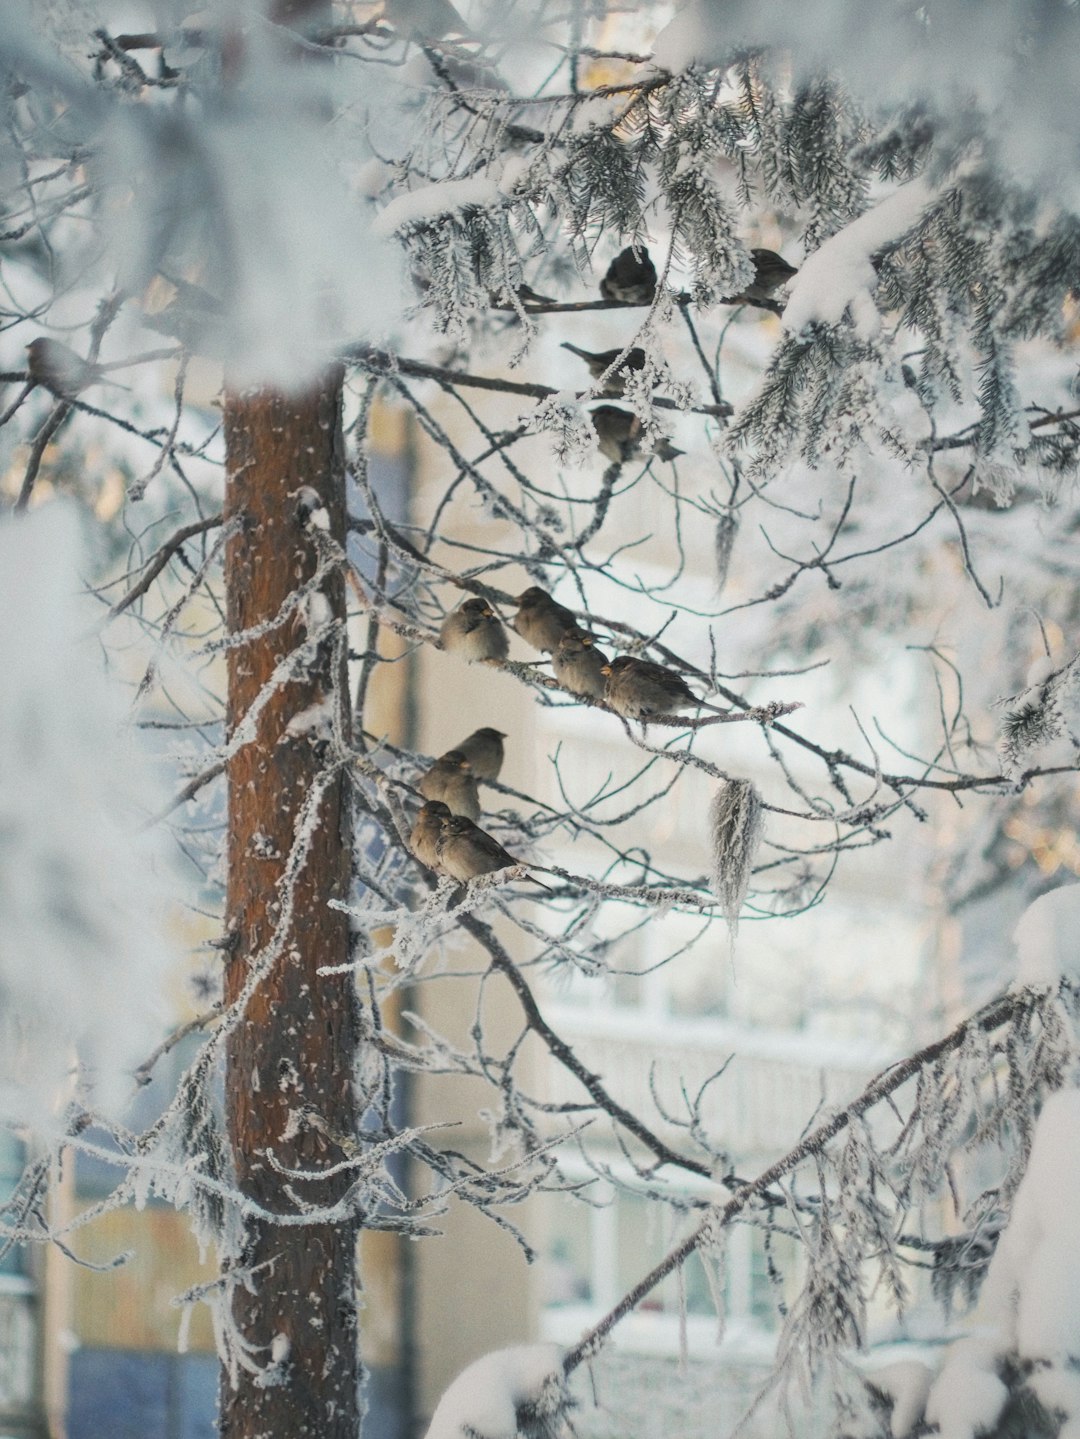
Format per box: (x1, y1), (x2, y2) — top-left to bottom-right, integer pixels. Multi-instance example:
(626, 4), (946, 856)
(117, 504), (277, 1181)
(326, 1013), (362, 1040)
(410, 583), (729, 887)
(13, 162), (799, 900)
(13, 239), (799, 899)
(404, 243), (798, 889)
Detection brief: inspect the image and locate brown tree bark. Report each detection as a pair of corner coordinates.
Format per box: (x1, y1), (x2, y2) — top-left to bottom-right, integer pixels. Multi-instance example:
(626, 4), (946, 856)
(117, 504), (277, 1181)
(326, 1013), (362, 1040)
(221, 370), (361, 1439)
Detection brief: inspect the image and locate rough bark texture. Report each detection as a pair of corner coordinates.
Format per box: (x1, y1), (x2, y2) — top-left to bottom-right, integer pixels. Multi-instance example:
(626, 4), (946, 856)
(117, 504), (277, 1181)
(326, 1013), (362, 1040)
(221, 372), (361, 1439)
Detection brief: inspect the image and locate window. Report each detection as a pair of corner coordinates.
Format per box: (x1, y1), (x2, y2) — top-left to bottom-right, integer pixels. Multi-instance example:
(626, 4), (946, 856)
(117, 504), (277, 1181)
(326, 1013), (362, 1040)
(0, 1134), (26, 1277)
(542, 1177), (801, 1349)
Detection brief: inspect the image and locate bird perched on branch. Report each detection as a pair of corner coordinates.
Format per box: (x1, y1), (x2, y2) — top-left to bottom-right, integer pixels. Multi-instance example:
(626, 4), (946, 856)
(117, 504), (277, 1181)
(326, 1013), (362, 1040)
(590, 406), (683, 465)
(741, 248), (798, 303)
(436, 814), (551, 888)
(410, 800), (451, 871)
(382, 0), (472, 38)
(552, 631), (608, 699)
(418, 750), (481, 819)
(440, 597), (509, 661)
(600, 245), (657, 304)
(561, 342), (648, 395)
(602, 655), (725, 720)
(26, 338), (128, 399)
(453, 727), (506, 782)
(513, 587), (580, 654)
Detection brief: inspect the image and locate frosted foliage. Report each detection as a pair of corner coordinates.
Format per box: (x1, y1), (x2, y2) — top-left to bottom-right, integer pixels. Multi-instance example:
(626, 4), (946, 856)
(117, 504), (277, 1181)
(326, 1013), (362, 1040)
(652, 0), (1080, 194)
(0, 505), (175, 1123)
(709, 779), (763, 937)
(1013, 886), (1080, 988)
(424, 1344), (568, 1439)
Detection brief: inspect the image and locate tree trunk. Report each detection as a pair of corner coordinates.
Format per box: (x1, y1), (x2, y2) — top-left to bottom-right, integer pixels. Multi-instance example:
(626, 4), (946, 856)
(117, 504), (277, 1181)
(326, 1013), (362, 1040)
(221, 370), (361, 1439)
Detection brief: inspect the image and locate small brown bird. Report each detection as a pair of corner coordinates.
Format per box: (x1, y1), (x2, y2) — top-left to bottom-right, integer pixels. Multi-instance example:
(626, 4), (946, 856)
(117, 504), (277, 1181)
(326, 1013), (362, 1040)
(410, 800), (451, 871)
(600, 245), (657, 304)
(454, 727), (506, 782)
(602, 655), (723, 720)
(436, 814), (550, 888)
(561, 342), (648, 395)
(418, 750), (481, 819)
(742, 249), (798, 302)
(552, 631), (608, 699)
(590, 406), (683, 465)
(440, 598), (509, 661)
(513, 587), (580, 654)
(26, 338), (127, 399)
(382, 0), (471, 37)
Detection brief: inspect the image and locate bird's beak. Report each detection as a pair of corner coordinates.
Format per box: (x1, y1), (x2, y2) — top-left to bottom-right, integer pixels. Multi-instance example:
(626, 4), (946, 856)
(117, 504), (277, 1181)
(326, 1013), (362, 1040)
(482, 607), (496, 618)
(600, 664), (612, 675)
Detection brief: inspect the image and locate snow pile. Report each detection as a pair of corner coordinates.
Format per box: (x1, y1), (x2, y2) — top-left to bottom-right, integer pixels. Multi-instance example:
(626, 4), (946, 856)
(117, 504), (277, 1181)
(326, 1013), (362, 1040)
(989, 1089), (1080, 1363)
(424, 1344), (567, 1439)
(782, 179), (934, 338)
(0, 504), (176, 1124)
(374, 178), (503, 237)
(865, 1360), (935, 1439)
(926, 1088), (1080, 1438)
(925, 1335), (1009, 1439)
(1013, 884), (1080, 988)
(652, 2), (722, 73)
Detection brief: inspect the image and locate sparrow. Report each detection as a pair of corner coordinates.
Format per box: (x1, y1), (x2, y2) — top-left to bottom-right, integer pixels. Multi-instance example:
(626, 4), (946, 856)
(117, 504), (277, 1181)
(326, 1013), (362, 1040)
(600, 245), (657, 304)
(410, 800), (451, 871)
(601, 655), (724, 720)
(382, 0), (472, 37)
(741, 249), (798, 302)
(513, 587), (580, 654)
(561, 342), (648, 395)
(418, 750), (481, 819)
(454, 727), (506, 782)
(552, 631), (608, 699)
(590, 406), (683, 465)
(440, 597), (509, 661)
(26, 339), (128, 399)
(436, 814), (551, 889)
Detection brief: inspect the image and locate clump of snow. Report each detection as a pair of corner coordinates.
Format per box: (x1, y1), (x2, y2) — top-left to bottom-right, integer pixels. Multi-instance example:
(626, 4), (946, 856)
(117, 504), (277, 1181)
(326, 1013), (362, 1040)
(0, 503), (177, 1124)
(652, 2), (721, 73)
(1013, 885), (1080, 988)
(994, 1089), (1080, 1363)
(927, 1089), (1080, 1439)
(285, 695), (334, 737)
(783, 178), (934, 338)
(1025, 655), (1057, 690)
(373, 178), (502, 237)
(1032, 1366), (1080, 1439)
(424, 1343), (566, 1439)
(925, 1335), (1008, 1439)
(866, 1359), (935, 1438)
